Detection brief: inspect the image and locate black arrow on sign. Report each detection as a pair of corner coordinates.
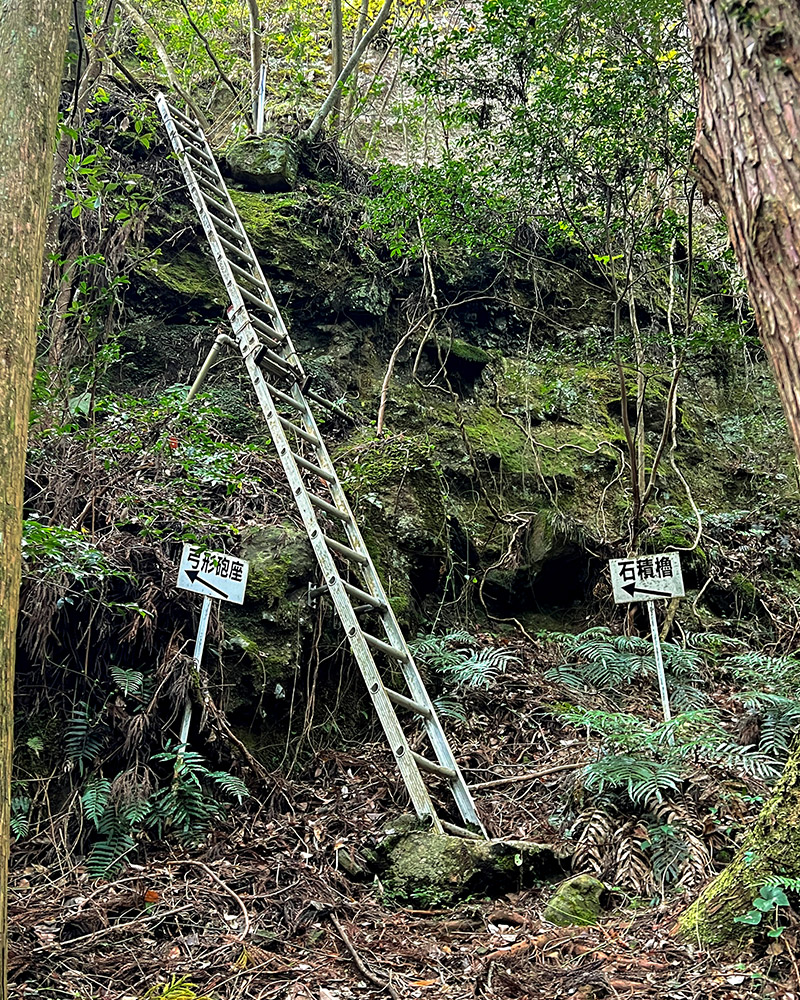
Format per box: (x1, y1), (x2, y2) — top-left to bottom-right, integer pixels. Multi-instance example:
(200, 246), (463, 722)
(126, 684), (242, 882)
(185, 569), (228, 600)
(621, 581), (672, 600)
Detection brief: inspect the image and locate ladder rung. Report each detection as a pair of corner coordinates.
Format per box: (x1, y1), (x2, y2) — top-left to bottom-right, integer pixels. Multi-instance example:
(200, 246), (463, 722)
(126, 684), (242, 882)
(174, 122), (204, 146)
(179, 140), (214, 166)
(251, 315), (283, 343)
(411, 752), (456, 781)
(294, 452), (335, 482)
(308, 492), (350, 521)
(237, 284), (278, 316)
(385, 687), (432, 718)
(254, 346), (297, 381)
(279, 415), (320, 446)
(196, 174), (229, 199)
(184, 150), (217, 178)
(168, 103), (200, 128)
(325, 534), (368, 563)
(203, 192), (237, 220)
(342, 580), (385, 609)
(441, 821), (483, 840)
(264, 382), (305, 411)
(207, 211), (248, 243)
(218, 233), (256, 262)
(306, 389), (350, 420)
(229, 259), (267, 289)
(361, 630), (408, 660)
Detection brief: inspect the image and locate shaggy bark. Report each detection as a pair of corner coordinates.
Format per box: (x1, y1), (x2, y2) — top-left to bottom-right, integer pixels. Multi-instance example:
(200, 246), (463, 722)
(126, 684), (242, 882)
(679, 0), (800, 942)
(0, 2), (71, 989)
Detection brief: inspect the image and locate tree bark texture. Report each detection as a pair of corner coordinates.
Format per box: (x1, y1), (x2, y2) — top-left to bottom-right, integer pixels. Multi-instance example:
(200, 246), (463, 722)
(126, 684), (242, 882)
(0, 0), (71, 991)
(686, 0), (800, 461)
(680, 0), (800, 941)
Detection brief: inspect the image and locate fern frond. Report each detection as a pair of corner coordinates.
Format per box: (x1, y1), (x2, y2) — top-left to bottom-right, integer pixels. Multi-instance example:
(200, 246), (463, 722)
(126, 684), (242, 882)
(432, 697), (468, 722)
(411, 631), (519, 688)
(82, 776), (112, 826)
(111, 664), (144, 696)
(209, 771), (249, 802)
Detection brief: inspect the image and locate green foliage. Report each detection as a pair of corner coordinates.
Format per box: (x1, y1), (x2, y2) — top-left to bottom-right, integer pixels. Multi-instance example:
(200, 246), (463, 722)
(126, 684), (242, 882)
(734, 882), (793, 937)
(22, 516), (126, 584)
(367, 160), (515, 259)
(542, 626), (710, 712)
(31, 383), (269, 543)
(80, 745), (249, 876)
(66, 702), (109, 777)
(556, 707), (780, 805)
(411, 629), (520, 688)
(141, 976), (214, 1000)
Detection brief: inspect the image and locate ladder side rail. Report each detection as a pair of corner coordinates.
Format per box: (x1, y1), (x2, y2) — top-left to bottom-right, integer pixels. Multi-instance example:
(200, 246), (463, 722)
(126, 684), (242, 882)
(155, 95), (484, 836)
(245, 357), (443, 832)
(155, 95), (304, 376)
(286, 385), (486, 833)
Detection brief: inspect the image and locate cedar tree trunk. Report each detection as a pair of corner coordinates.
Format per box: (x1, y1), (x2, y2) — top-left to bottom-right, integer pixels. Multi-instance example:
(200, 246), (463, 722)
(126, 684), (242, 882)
(0, 0), (71, 989)
(679, 0), (800, 942)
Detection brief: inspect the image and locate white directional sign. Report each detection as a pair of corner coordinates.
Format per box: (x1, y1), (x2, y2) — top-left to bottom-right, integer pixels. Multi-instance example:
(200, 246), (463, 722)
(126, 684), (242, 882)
(177, 544), (249, 604)
(609, 552), (684, 605)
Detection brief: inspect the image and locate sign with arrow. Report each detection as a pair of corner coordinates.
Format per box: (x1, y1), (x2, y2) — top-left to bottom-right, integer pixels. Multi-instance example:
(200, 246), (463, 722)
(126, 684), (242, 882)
(177, 544), (249, 604)
(609, 552), (684, 605)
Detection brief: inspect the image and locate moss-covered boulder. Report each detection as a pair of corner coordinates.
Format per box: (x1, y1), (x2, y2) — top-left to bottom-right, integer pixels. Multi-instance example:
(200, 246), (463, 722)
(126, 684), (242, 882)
(543, 875), (605, 926)
(367, 821), (565, 906)
(225, 137), (299, 192)
(220, 524), (316, 714)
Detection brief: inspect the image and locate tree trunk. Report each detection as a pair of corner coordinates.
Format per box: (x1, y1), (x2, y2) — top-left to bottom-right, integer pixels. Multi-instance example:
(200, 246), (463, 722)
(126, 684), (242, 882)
(246, 0), (262, 128)
(301, 0), (393, 144)
(0, 3), (71, 991)
(330, 0), (344, 128)
(679, 0), (800, 941)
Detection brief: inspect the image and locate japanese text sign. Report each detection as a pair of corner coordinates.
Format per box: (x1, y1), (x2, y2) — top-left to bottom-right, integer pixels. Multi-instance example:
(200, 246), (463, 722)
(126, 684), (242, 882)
(609, 552), (684, 604)
(177, 544), (249, 604)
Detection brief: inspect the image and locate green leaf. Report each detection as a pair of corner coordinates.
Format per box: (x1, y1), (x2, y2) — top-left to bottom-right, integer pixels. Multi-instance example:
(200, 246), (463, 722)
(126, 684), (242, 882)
(767, 927), (785, 938)
(733, 911), (762, 925)
(759, 885), (790, 907)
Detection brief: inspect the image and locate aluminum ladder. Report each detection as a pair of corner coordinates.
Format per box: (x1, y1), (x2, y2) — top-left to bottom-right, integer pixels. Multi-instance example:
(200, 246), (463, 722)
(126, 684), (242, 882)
(155, 94), (486, 838)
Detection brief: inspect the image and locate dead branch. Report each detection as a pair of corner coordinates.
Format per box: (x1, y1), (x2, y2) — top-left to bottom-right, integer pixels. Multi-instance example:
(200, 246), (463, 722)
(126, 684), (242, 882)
(471, 761), (584, 791)
(329, 911), (400, 1000)
(169, 859), (251, 940)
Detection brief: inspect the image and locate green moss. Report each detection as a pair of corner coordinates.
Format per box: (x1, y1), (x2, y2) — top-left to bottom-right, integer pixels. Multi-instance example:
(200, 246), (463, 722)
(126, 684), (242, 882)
(464, 406), (530, 475)
(228, 190), (330, 279)
(543, 875), (604, 926)
(375, 830), (561, 906)
(135, 248), (225, 307)
(448, 339), (493, 364)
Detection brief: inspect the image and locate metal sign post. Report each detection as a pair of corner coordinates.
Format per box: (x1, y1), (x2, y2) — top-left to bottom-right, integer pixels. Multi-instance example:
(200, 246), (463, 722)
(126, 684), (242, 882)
(178, 594), (212, 744)
(177, 544), (250, 745)
(646, 599), (671, 722)
(609, 552), (685, 722)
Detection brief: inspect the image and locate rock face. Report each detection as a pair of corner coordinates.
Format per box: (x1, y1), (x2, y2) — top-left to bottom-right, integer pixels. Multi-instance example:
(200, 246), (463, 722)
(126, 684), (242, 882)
(225, 137), (299, 192)
(543, 874), (605, 926)
(367, 819), (566, 906)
